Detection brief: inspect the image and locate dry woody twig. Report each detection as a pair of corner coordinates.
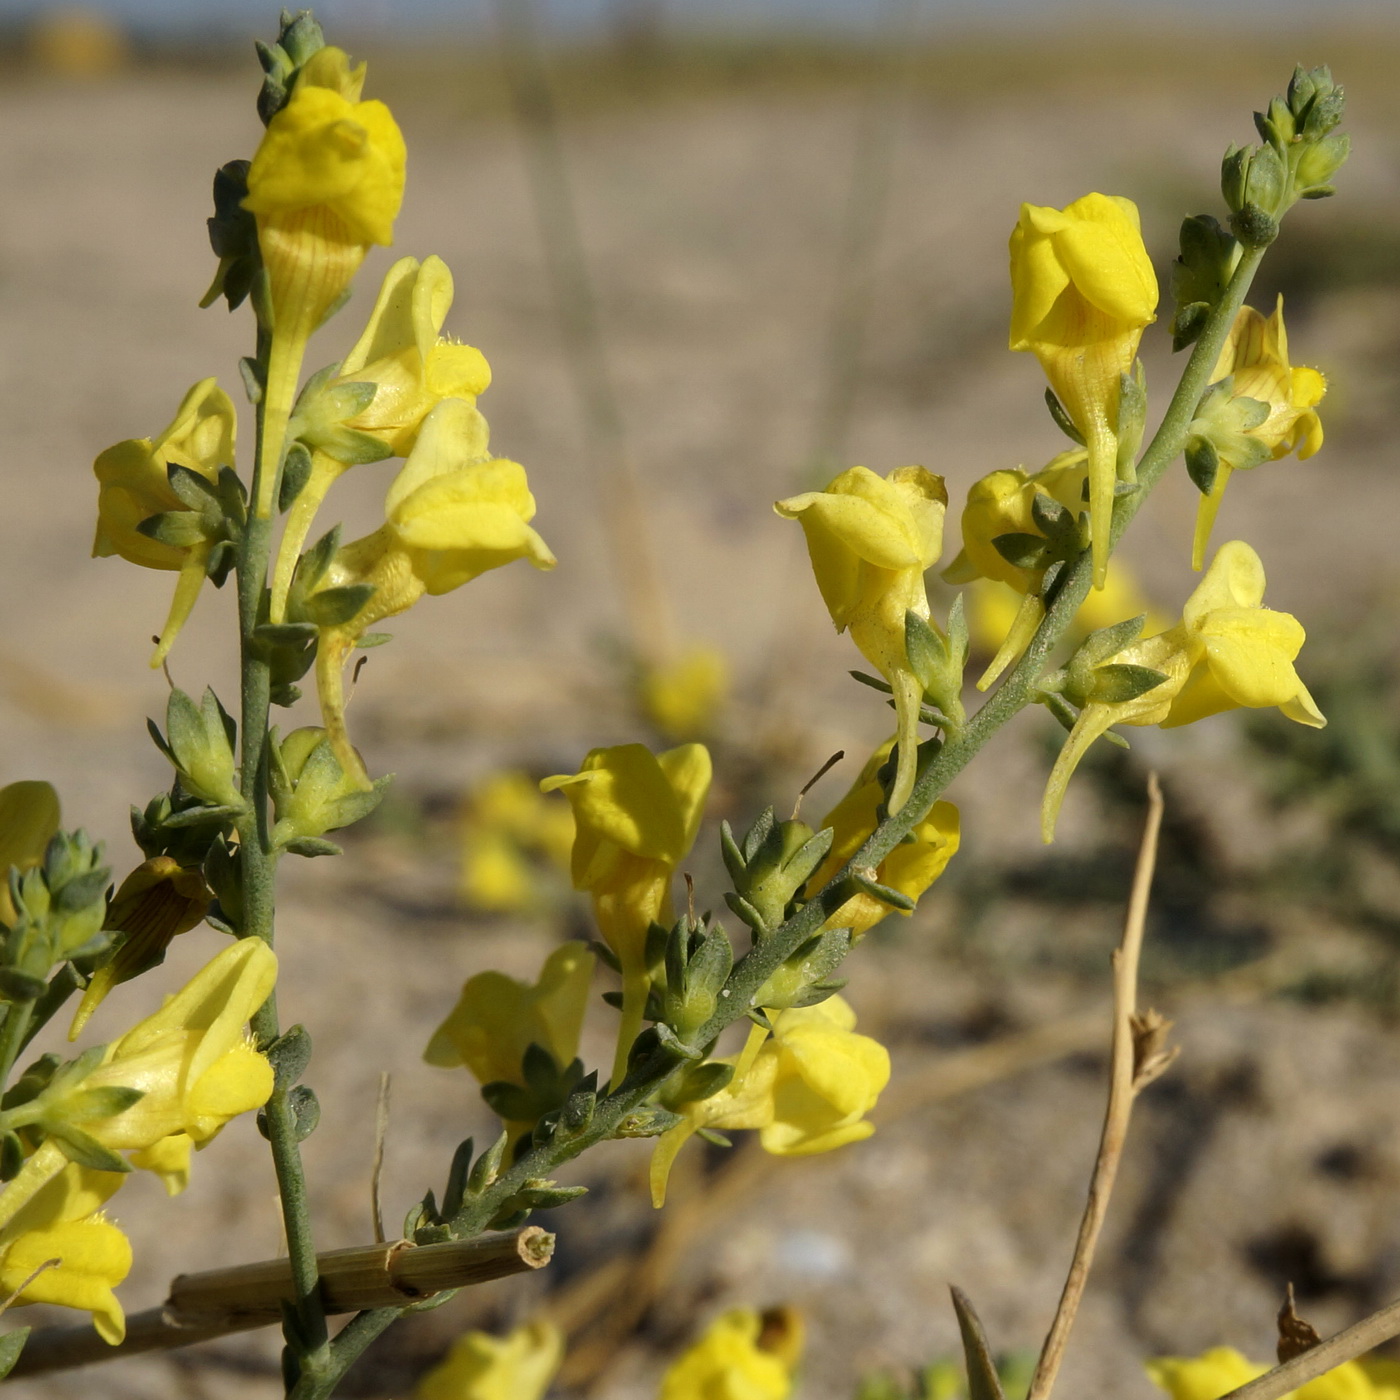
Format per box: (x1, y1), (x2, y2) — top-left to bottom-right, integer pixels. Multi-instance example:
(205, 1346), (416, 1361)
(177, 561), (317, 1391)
(8, 1226), (553, 1378)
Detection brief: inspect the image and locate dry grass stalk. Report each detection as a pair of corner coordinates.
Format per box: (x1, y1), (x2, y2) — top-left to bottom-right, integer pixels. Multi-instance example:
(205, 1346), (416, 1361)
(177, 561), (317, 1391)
(9, 1226), (553, 1378)
(1025, 772), (1172, 1400)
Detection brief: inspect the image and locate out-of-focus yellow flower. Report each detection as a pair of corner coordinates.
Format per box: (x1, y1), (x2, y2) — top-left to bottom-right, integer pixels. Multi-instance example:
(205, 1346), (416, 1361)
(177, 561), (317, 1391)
(242, 45), (407, 518)
(1191, 296), (1326, 569)
(650, 996), (888, 1205)
(92, 379), (237, 665)
(424, 941), (595, 1137)
(69, 856), (213, 1039)
(640, 644), (730, 742)
(1147, 1347), (1398, 1400)
(311, 399), (555, 786)
(1041, 540), (1324, 841)
(269, 254), (494, 624)
(1146, 1348), (1269, 1400)
(457, 771), (574, 915)
(0, 1160), (130, 1344)
(415, 1319), (564, 1400)
(543, 743), (710, 1086)
(1009, 193), (1158, 588)
(659, 1308), (799, 1400)
(0, 780), (60, 927)
(803, 742), (959, 939)
(776, 465), (946, 813)
(27, 7), (130, 77)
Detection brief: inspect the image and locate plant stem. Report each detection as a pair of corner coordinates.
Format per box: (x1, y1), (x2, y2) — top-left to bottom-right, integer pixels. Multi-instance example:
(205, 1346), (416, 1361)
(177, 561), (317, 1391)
(0, 1003), (34, 1091)
(445, 240), (1271, 1239)
(239, 325), (330, 1385)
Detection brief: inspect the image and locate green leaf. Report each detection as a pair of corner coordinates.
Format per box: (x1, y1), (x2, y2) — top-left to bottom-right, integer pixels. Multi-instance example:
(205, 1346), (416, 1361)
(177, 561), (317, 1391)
(441, 1137), (474, 1219)
(238, 356), (265, 404)
(904, 611), (947, 692)
(289, 1085), (320, 1141)
(851, 870), (916, 912)
(850, 669), (894, 695)
(58, 1085), (145, 1123)
(283, 837), (342, 858)
(613, 1105), (686, 1138)
(304, 583), (375, 628)
(263, 1025), (312, 1092)
(279, 442), (313, 513)
(298, 526), (342, 593)
(950, 1286), (1007, 1400)
(480, 1081), (534, 1121)
(49, 1126), (132, 1174)
(1079, 615), (1146, 668)
(1185, 435), (1220, 496)
(1089, 664), (1169, 705)
(166, 463), (219, 511)
(991, 533), (1047, 570)
(466, 1130), (508, 1194)
(0, 1328), (30, 1381)
(1044, 388), (1084, 445)
(136, 511), (206, 549)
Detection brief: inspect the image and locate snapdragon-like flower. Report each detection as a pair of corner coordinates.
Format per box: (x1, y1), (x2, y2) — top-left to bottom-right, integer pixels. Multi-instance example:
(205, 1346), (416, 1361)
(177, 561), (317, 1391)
(308, 398), (555, 786)
(0, 1160), (130, 1344)
(415, 1319), (564, 1400)
(1146, 1346), (1396, 1400)
(270, 254), (493, 623)
(659, 1309), (799, 1400)
(543, 742), (711, 1087)
(804, 741), (959, 940)
(650, 996), (889, 1205)
(1009, 193), (1158, 588)
(1190, 296), (1326, 568)
(92, 378), (237, 665)
(776, 465), (947, 813)
(424, 942), (595, 1139)
(0, 941), (278, 1229)
(1042, 540), (1325, 841)
(242, 45), (407, 517)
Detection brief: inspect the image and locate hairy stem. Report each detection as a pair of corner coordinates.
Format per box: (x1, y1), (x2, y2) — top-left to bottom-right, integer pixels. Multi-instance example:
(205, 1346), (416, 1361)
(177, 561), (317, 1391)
(239, 326), (330, 1385)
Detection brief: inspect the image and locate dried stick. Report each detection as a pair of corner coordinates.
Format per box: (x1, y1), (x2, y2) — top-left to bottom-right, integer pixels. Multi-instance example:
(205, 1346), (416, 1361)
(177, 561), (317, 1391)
(9, 1226), (553, 1378)
(1215, 1296), (1400, 1400)
(1025, 773), (1170, 1400)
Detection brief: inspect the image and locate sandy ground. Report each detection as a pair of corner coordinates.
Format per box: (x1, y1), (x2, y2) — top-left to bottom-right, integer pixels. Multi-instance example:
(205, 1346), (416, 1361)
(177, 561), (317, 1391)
(2, 24), (1400, 1398)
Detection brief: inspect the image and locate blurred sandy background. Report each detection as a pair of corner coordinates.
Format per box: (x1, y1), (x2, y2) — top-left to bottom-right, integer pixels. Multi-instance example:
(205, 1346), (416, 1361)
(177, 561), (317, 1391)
(2, 2), (1400, 1396)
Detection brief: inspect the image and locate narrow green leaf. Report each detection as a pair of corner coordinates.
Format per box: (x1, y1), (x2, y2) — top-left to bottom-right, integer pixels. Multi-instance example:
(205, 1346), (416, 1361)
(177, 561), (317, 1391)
(950, 1286), (1007, 1400)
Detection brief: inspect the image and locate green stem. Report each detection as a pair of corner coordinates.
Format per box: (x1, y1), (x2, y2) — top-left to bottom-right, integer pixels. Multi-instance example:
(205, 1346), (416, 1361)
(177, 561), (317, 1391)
(0, 1003), (35, 1091)
(239, 326), (330, 1386)
(444, 241), (1270, 1240)
(291, 1307), (402, 1400)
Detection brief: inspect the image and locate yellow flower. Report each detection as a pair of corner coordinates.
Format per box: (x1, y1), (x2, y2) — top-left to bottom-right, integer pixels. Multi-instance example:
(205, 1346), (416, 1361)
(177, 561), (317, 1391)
(456, 771), (574, 915)
(424, 942), (595, 1137)
(127, 1133), (194, 1197)
(415, 1319), (564, 1400)
(1147, 1348), (1396, 1400)
(310, 398), (556, 786)
(242, 45), (407, 518)
(0, 1160), (131, 1344)
(269, 254), (493, 624)
(1162, 539), (1326, 731)
(0, 942), (279, 1217)
(542, 742), (711, 1087)
(776, 465), (947, 813)
(659, 1309), (798, 1400)
(1009, 193), (1159, 588)
(0, 780), (60, 926)
(640, 644), (730, 742)
(92, 378), (237, 665)
(803, 742), (959, 939)
(69, 856), (213, 1039)
(650, 996), (888, 1205)
(1191, 296), (1326, 568)
(1041, 540), (1324, 841)
(1146, 1347), (1269, 1400)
